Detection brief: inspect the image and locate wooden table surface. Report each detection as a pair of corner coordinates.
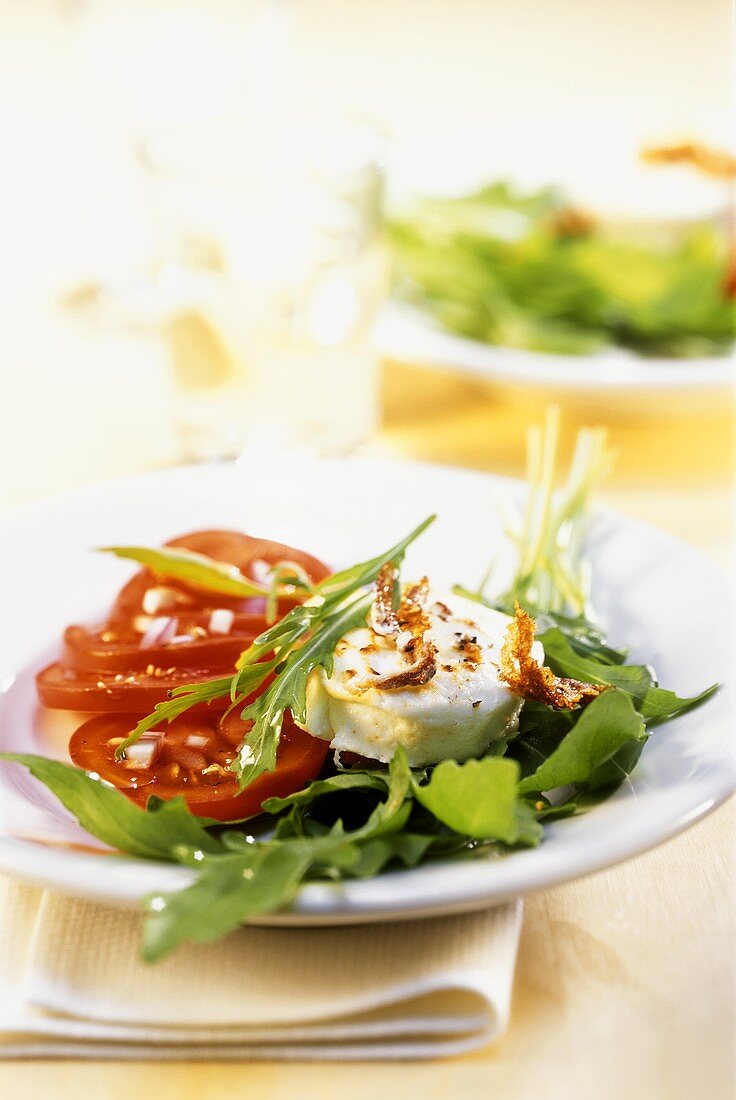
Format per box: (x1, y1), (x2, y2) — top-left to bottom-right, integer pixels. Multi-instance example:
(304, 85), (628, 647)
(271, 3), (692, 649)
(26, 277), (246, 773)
(0, 351), (733, 1099)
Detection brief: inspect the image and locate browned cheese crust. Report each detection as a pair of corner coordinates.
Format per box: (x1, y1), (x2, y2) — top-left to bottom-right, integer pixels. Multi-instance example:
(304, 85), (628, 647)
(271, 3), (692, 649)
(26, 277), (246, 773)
(641, 141), (736, 179)
(371, 563), (400, 637)
(500, 603), (607, 710)
(368, 568), (437, 690)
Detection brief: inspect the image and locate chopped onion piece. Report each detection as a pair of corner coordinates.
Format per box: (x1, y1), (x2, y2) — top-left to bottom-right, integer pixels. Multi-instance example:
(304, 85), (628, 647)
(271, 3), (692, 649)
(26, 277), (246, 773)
(185, 734), (210, 749)
(142, 586), (184, 615)
(123, 732), (164, 769)
(249, 558), (272, 586)
(140, 616), (178, 649)
(208, 608), (235, 635)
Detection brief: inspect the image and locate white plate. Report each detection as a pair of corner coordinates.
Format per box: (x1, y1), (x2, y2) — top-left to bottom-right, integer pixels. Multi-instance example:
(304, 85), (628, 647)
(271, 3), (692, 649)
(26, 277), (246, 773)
(0, 456), (733, 924)
(376, 303), (735, 407)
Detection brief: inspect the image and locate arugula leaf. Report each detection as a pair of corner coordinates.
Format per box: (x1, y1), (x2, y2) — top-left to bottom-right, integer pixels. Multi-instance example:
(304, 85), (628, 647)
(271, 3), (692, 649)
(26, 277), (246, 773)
(348, 833), (435, 877)
(98, 545), (268, 597)
(0, 754), (222, 860)
(531, 610), (628, 665)
(141, 752), (416, 959)
(585, 737), (647, 790)
(540, 627), (717, 720)
(413, 757), (522, 843)
(229, 512), (437, 686)
(637, 683), (719, 723)
(513, 800), (545, 846)
(114, 674), (238, 759)
(532, 788), (621, 820)
(363, 747), (414, 836)
(234, 593), (373, 787)
(274, 751), (412, 842)
(276, 749), (413, 839)
(518, 690), (646, 795)
(229, 517), (436, 788)
(263, 771), (388, 814)
(268, 774), (394, 841)
(508, 698), (575, 778)
(313, 515), (435, 600)
(540, 627), (653, 698)
(264, 561), (314, 623)
(141, 830), (361, 961)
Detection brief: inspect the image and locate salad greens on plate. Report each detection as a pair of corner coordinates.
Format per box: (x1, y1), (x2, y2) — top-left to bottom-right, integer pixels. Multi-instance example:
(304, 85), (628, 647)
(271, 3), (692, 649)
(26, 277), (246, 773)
(2, 410), (716, 961)
(390, 180), (735, 358)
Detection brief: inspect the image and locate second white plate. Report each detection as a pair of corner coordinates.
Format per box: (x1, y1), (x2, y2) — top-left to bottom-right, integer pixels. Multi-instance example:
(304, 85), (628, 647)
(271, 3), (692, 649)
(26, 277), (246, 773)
(376, 303), (735, 410)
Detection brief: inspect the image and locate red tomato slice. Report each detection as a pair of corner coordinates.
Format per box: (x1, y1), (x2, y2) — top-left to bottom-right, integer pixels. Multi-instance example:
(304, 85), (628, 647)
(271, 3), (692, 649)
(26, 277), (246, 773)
(167, 529), (331, 586)
(37, 528), (330, 717)
(62, 624), (255, 675)
(109, 572), (274, 630)
(68, 710), (329, 821)
(110, 529), (330, 629)
(36, 663), (233, 712)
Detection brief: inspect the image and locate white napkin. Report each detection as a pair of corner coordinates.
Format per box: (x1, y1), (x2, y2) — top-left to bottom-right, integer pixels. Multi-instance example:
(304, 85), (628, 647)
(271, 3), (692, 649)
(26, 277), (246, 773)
(0, 876), (522, 1060)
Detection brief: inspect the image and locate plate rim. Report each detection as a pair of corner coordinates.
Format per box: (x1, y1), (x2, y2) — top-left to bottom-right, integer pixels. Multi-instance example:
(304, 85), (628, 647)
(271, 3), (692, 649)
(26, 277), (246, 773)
(375, 302), (736, 394)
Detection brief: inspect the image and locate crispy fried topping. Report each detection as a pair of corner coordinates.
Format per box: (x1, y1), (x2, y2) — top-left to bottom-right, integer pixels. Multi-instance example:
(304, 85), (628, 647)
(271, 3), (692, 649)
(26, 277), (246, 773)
(370, 563), (399, 636)
(372, 646), (438, 690)
(500, 603), (606, 710)
(455, 634), (482, 668)
(641, 141), (736, 179)
(545, 206), (596, 239)
(400, 577), (430, 620)
(396, 576), (431, 655)
(365, 573), (437, 690)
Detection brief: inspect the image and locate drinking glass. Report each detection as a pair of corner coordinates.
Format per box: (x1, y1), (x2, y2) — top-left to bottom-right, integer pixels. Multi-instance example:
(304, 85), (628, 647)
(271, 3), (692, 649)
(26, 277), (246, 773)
(140, 120), (387, 461)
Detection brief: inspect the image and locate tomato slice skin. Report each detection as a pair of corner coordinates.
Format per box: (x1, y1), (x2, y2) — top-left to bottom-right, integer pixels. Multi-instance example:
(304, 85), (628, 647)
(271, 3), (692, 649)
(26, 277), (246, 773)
(38, 530), (330, 711)
(62, 624), (255, 675)
(109, 573), (275, 631)
(166, 529), (331, 586)
(36, 663), (233, 712)
(109, 529), (330, 628)
(68, 710), (330, 821)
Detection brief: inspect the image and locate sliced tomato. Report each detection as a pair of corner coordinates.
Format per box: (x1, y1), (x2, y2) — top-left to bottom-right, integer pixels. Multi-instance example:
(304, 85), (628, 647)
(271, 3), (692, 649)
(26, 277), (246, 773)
(62, 624), (255, 675)
(36, 663), (233, 712)
(37, 527), (330, 723)
(109, 571), (274, 629)
(68, 710), (329, 821)
(109, 529), (330, 629)
(168, 529), (331, 587)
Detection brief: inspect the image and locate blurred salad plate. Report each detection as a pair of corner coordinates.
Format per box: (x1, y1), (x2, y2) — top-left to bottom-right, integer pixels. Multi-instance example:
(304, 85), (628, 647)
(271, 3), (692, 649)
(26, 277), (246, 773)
(375, 301), (734, 405)
(379, 127), (735, 409)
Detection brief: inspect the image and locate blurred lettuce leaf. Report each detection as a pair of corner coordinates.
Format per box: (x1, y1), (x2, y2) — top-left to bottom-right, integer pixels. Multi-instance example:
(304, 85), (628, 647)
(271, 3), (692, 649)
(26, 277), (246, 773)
(390, 182), (735, 357)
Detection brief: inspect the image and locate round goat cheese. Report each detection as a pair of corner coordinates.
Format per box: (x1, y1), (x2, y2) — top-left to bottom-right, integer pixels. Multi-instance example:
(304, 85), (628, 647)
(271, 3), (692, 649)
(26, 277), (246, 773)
(299, 588), (542, 767)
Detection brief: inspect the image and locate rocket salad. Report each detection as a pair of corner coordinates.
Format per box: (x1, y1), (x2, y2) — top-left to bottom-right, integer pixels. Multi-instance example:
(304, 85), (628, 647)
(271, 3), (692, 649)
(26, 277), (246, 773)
(390, 180), (735, 358)
(1, 412), (716, 960)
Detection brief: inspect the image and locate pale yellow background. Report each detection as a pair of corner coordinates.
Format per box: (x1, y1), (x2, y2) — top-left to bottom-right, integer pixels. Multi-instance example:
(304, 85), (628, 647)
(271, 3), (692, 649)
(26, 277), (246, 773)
(0, 1), (734, 1097)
